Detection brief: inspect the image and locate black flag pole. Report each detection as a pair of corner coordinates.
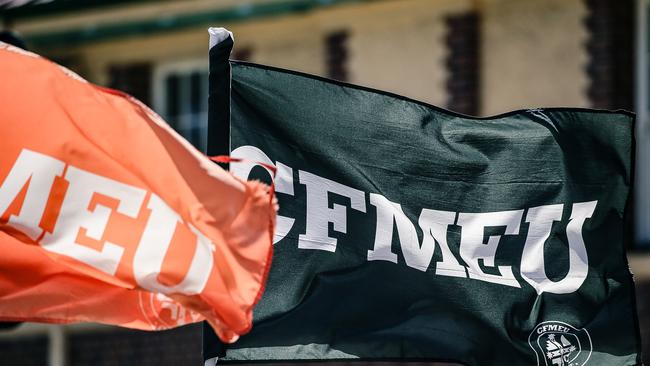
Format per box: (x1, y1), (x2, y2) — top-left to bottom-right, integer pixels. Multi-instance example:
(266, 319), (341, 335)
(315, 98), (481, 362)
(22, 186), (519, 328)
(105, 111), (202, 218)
(206, 27), (233, 161)
(203, 27), (233, 366)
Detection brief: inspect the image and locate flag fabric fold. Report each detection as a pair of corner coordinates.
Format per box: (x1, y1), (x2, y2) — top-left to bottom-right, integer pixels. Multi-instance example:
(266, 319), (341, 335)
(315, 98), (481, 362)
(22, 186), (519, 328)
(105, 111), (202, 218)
(0, 42), (276, 343)
(203, 29), (641, 365)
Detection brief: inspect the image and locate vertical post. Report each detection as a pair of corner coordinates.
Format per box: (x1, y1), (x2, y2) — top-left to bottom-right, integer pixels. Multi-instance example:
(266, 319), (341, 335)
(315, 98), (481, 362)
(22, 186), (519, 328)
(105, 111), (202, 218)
(206, 28), (234, 159)
(203, 27), (235, 365)
(636, 0), (649, 245)
(48, 325), (66, 366)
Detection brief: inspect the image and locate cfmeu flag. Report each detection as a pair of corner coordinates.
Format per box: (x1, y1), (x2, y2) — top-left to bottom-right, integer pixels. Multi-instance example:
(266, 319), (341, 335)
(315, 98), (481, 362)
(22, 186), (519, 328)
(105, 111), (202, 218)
(203, 28), (641, 365)
(0, 42), (276, 343)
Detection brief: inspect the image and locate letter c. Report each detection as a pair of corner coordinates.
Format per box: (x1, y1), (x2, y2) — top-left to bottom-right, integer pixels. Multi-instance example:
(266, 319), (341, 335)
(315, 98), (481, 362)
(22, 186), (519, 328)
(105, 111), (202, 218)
(230, 145), (294, 244)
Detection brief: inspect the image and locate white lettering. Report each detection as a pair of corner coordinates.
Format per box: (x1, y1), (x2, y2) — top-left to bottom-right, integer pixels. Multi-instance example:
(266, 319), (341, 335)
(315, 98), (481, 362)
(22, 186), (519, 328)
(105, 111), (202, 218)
(367, 194), (399, 263)
(223, 145), (602, 294)
(458, 210), (523, 287)
(520, 202), (595, 294)
(521, 204), (563, 294)
(133, 194), (214, 295)
(40, 166), (146, 275)
(298, 170), (366, 252)
(420, 209), (466, 277)
(368, 194), (465, 276)
(0, 149), (64, 240)
(231, 145), (295, 244)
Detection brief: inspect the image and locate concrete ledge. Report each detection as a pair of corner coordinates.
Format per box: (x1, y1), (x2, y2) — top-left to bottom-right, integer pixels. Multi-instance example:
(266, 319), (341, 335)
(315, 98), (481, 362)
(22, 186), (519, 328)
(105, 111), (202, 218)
(0, 323), (112, 339)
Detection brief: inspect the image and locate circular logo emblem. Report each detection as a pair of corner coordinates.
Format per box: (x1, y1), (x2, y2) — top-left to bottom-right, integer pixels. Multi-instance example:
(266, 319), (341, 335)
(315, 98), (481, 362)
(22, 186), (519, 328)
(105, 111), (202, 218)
(529, 321), (592, 366)
(138, 292), (203, 330)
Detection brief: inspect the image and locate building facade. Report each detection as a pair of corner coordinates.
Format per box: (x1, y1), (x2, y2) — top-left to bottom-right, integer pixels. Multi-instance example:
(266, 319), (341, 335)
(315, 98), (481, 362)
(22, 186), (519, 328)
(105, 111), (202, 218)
(1, 0), (648, 365)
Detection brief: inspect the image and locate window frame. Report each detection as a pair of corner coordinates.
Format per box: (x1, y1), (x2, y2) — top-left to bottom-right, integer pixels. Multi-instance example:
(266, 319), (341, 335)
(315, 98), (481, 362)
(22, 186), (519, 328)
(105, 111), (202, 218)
(152, 59), (210, 152)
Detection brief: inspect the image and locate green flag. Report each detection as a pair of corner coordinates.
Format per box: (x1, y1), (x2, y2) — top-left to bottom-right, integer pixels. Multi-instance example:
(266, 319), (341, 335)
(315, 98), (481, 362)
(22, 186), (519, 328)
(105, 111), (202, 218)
(204, 31), (641, 366)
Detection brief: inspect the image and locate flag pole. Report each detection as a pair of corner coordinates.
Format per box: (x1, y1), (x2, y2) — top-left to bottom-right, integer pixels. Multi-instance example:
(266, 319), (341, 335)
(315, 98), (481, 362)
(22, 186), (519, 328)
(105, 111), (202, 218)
(203, 27), (234, 366)
(206, 27), (234, 160)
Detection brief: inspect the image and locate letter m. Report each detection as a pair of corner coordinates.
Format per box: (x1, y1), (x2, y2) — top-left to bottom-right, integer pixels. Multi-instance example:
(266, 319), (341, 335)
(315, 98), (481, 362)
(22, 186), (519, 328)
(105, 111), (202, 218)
(0, 149), (64, 240)
(367, 193), (466, 277)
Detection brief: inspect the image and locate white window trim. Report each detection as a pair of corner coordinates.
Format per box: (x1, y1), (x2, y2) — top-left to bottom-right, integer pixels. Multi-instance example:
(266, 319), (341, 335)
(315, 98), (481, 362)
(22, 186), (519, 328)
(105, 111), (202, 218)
(152, 59), (210, 152)
(152, 59), (209, 115)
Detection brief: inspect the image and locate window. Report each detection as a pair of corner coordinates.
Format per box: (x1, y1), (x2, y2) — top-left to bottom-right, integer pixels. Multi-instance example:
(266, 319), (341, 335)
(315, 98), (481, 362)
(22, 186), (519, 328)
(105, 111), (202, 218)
(109, 63), (152, 107)
(153, 60), (209, 152)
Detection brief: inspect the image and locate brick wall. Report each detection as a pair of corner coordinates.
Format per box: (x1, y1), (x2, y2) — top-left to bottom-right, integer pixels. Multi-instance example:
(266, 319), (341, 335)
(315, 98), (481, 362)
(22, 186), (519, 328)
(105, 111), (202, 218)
(445, 12), (480, 116)
(584, 0), (634, 110)
(325, 30), (350, 82)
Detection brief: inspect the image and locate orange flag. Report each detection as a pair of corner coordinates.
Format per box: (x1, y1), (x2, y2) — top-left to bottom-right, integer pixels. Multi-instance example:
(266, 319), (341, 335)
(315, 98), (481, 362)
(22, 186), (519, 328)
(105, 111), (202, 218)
(0, 42), (276, 343)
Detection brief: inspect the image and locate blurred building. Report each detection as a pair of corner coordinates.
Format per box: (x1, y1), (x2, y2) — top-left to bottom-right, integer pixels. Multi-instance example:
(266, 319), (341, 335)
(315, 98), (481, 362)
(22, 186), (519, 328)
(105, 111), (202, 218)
(0, 0), (648, 365)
